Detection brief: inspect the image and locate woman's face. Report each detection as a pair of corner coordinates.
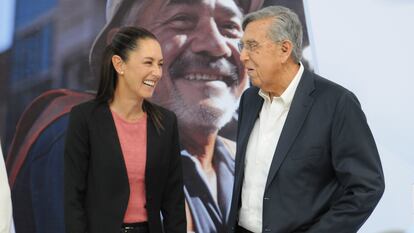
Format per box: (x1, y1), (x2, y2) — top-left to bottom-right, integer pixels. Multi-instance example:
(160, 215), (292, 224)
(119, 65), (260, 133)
(115, 38), (164, 100)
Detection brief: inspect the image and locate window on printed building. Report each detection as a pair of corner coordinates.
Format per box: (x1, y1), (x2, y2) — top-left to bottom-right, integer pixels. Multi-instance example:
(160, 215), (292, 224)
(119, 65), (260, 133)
(11, 23), (53, 85)
(15, 0), (57, 29)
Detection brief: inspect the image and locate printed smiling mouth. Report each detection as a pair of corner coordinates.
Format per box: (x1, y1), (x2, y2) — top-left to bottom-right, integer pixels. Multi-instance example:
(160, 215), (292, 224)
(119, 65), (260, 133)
(179, 73), (238, 86)
(168, 54), (240, 86)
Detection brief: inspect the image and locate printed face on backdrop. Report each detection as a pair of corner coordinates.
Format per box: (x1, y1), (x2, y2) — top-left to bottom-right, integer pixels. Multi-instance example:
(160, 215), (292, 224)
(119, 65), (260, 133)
(118, 0), (249, 132)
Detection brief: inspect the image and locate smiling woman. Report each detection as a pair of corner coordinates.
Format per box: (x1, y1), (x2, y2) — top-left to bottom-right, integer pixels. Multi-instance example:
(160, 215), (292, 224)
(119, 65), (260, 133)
(64, 26), (186, 233)
(96, 27), (164, 130)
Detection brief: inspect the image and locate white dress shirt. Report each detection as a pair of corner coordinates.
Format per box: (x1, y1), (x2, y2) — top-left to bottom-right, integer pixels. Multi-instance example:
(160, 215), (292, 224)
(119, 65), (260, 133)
(0, 142), (13, 233)
(238, 64), (304, 232)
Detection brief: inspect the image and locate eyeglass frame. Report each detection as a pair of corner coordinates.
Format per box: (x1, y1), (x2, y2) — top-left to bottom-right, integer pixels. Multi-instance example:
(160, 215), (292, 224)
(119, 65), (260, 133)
(237, 39), (285, 53)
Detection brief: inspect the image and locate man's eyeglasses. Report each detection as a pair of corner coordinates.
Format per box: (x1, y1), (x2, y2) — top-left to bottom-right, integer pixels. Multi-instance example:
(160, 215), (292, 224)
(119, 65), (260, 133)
(238, 40), (282, 53)
(237, 42), (244, 52)
(238, 41), (260, 52)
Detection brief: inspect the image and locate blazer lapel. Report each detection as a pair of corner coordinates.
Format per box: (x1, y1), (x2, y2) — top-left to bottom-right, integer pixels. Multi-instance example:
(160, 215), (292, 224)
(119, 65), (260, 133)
(265, 69), (315, 190)
(145, 114), (160, 196)
(96, 103), (129, 182)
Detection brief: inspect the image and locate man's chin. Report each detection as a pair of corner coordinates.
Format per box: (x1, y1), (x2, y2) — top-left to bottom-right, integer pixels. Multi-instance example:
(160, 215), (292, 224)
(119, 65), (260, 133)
(176, 104), (234, 133)
(151, 85), (238, 132)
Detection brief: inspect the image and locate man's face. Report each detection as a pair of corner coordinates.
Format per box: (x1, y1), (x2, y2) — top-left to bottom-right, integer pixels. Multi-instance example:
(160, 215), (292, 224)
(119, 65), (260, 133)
(240, 18), (287, 93)
(130, 0), (248, 132)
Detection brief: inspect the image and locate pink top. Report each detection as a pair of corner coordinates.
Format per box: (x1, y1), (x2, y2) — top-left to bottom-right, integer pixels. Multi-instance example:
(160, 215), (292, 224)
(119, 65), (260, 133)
(111, 110), (148, 223)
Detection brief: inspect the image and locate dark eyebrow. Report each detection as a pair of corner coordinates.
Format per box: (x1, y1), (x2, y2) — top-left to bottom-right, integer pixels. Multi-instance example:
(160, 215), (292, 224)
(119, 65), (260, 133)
(143, 57), (163, 62)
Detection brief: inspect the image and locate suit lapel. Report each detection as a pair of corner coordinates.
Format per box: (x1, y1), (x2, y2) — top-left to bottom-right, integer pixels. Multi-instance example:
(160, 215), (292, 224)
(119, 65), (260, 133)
(265, 69), (315, 190)
(236, 91), (263, 172)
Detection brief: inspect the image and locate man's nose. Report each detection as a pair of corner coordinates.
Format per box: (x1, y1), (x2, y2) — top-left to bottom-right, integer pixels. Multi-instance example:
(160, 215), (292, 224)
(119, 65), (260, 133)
(190, 19), (232, 57)
(239, 48), (249, 63)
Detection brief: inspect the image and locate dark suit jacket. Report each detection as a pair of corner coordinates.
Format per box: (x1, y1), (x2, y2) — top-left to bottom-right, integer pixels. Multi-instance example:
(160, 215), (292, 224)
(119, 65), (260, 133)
(228, 69), (385, 233)
(64, 100), (186, 233)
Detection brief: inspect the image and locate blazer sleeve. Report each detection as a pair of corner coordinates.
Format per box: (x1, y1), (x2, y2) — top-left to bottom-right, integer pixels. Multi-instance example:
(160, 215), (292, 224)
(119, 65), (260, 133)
(306, 91), (385, 233)
(64, 106), (90, 233)
(161, 114), (186, 233)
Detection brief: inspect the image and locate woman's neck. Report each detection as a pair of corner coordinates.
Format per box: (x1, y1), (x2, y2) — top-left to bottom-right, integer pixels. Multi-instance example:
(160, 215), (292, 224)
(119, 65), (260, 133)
(110, 88), (145, 122)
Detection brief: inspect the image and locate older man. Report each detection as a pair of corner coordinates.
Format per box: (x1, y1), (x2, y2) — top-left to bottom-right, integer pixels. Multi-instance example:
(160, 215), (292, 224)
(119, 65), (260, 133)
(228, 6), (385, 233)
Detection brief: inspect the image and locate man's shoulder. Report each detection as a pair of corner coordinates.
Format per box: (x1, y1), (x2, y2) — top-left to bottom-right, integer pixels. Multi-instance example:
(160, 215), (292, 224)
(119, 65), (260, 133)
(244, 86), (260, 96)
(307, 70), (353, 100)
(241, 86), (261, 104)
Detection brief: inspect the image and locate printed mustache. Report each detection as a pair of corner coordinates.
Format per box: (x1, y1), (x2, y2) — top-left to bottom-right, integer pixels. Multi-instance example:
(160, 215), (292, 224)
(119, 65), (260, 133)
(168, 51), (239, 86)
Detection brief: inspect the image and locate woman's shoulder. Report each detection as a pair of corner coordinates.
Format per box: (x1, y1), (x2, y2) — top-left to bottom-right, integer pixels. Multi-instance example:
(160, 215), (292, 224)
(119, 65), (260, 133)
(70, 99), (104, 117)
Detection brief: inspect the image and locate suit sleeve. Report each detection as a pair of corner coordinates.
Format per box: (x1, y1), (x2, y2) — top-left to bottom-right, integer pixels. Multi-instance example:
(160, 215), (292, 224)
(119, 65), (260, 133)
(306, 91), (385, 233)
(236, 90), (246, 142)
(234, 89), (247, 178)
(161, 114), (186, 233)
(227, 90), (247, 232)
(64, 106), (89, 233)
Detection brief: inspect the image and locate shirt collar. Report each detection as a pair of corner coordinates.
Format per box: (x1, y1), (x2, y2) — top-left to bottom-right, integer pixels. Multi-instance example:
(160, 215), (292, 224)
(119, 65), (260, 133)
(259, 62), (304, 107)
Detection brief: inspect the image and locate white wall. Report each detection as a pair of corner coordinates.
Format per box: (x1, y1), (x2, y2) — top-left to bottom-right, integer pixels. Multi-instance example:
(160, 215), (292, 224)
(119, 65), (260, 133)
(0, 0), (15, 52)
(305, 1), (414, 232)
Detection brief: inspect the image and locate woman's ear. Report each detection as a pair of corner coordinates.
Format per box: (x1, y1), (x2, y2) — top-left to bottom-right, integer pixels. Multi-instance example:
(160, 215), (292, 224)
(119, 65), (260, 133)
(111, 55), (124, 75)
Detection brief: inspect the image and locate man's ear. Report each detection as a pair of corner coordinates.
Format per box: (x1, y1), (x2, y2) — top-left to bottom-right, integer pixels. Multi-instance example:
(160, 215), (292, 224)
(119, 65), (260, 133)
(280, 40), (293, 63)
(112, 55), (124, 75)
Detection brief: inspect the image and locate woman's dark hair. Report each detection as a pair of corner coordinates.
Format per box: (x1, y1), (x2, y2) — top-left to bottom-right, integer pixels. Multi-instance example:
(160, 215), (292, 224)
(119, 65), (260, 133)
(96, 26), (164, 132)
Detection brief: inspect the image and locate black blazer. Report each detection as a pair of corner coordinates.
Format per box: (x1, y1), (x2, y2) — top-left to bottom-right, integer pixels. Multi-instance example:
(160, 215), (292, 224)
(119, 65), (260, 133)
(64, 100), (186, 233)
(228, 69), (385, 233)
